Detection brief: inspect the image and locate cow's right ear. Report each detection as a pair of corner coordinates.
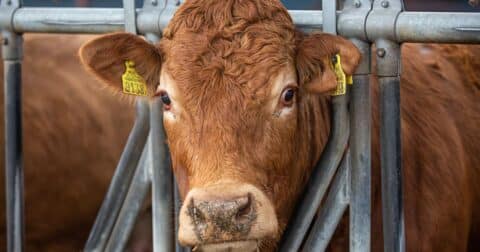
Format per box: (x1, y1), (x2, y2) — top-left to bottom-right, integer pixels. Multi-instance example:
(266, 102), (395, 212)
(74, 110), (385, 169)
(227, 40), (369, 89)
(79, 32), (162, 96)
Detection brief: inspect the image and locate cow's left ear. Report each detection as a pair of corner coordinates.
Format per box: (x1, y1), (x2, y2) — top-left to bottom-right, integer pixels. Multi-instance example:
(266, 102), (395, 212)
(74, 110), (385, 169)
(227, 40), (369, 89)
(296, 32), (361, 94)
(79, 32), (163, 96)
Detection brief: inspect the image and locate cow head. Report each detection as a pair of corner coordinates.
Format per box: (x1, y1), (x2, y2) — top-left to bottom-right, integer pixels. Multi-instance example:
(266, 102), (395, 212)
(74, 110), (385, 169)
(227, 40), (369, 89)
(79, 0), (360, 251)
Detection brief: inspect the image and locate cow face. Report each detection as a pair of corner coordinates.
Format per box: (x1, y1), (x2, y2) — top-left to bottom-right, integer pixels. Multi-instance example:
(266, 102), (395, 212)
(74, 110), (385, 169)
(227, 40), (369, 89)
(79, 1), (359, 251)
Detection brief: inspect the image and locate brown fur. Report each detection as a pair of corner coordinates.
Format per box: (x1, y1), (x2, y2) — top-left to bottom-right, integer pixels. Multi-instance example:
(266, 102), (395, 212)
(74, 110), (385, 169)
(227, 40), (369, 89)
(79, 0), (480, 251)
(0, 34), (134, 251)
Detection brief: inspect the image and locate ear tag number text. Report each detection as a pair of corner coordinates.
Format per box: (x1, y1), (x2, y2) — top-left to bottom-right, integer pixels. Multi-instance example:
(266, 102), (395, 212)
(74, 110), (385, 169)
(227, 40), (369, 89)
(122, 60), (148, 96)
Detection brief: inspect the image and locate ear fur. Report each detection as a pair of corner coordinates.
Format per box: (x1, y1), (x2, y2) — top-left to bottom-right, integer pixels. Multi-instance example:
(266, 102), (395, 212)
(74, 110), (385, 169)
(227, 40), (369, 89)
(296, 32), (361, 94)
(79, 32), (162, 96)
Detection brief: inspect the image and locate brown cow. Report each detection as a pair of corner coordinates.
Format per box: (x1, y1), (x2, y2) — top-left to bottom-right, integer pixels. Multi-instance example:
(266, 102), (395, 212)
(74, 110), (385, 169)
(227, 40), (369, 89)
(0, 34), (134, 251)
(79, 0), (480, 251)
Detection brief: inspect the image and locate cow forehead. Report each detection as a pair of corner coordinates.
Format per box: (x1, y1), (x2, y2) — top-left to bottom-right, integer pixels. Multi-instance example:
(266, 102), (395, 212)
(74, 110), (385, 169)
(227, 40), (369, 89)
(159, 0), (297, 112)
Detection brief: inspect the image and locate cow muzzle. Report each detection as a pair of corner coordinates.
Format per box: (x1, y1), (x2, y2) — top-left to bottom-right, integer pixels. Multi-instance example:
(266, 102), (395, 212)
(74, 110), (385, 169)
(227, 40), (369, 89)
(178, 183), (278, 251)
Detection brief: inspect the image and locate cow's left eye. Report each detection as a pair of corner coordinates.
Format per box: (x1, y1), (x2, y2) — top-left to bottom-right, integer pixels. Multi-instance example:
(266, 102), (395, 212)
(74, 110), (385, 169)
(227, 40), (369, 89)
(281, 87), (296, 106)
(155, 90), (172, 110)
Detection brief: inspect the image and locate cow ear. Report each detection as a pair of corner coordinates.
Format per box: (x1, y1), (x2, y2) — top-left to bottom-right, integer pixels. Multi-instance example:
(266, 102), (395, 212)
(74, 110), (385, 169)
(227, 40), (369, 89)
(296, 32), (361, 94)
(79, 32), (162, 96)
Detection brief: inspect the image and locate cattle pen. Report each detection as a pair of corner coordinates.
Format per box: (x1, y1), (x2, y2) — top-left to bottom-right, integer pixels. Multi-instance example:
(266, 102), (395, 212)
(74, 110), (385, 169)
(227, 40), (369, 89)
(1, 0), (479, 252)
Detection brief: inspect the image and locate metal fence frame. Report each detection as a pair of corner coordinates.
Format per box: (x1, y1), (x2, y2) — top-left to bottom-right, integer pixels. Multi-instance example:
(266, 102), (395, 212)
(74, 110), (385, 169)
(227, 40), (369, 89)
(1, 0), (479, 251)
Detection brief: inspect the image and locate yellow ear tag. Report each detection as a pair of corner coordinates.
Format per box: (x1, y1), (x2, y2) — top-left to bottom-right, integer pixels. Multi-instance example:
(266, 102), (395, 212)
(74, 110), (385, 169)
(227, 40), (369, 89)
(122, 60), (148, 96)
(331, 54), (352, 96)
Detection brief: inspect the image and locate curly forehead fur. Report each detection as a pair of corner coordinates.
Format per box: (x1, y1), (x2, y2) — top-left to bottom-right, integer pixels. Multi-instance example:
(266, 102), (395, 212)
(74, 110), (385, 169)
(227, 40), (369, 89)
(159, 0), (296, 113)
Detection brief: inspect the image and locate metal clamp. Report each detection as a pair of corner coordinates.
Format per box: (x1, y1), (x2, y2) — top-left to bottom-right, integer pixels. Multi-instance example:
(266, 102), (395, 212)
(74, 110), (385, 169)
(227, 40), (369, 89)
(0, 0), (20, 31)
(338, 0), (372, 41)
(366, 0), (402, 42)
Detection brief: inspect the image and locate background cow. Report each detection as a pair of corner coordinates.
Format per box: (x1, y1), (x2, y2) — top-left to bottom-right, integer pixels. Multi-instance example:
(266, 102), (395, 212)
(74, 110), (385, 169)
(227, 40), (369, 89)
(0, 34), (134, 251)
(80, 0), (480, 251)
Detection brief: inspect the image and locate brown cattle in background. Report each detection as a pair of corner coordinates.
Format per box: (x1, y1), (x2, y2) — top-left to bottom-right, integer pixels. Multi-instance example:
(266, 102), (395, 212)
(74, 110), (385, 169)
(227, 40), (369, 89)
(0, 34), (134, 251)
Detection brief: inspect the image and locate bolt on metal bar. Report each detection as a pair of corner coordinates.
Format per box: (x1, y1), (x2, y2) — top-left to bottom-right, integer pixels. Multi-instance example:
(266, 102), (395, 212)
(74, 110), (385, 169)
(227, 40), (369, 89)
(84, 101), (150, 252)
(302, 151), (351, 252)
(150, 98), (174, 252)
(104, 143), (151, 252)
(349, 39), (372, 252)
(376, 38), (405, 252)
(2, 30), (24, 252)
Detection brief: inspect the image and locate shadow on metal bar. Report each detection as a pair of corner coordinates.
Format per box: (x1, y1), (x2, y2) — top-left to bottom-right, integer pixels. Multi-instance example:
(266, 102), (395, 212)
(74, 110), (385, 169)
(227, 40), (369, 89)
(105, 143), (151, 252)
(150, 98), (174, 252)
(84, 100), (150, 252)
(302, 150), (351, 251)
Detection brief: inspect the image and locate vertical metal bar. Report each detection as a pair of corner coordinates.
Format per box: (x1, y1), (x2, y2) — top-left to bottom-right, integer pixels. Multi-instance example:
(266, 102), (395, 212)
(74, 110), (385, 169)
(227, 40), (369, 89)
(84, 101), (150, 251)
(150, 98), (174, 252)
(322, 0), (337, 34)
(349, 39), (372, 252)
(2, 30), (24, 252)
(104, 144), (151, 252)
(376, 39), (405, 252)
(302, 152), (351, 252)
(123, 0), (137, 34)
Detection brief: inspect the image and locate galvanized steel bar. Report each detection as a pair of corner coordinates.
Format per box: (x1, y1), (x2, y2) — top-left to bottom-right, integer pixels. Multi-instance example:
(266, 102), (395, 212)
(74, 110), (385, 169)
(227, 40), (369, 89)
(279, 94), (350, 252)
(124, 0), (137, 34)
(376, 37), (405, 252)
(0, 8), (478, 43)
(395, 12), (480, 43)
(104, 145), (150, 252)
(9, 8), (125, 34)
(302, 151), (351, 252)
(2, 30), (24, 252)
(150, 98), (174, 252)
(349, 38), (372, 252)
(84, 101), (150, 252)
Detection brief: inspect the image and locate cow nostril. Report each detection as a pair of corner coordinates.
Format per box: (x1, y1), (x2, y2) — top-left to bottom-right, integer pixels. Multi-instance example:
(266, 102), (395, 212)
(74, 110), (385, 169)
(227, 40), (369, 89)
(235, 194), (254, 222)
(193, 206), (206, 224)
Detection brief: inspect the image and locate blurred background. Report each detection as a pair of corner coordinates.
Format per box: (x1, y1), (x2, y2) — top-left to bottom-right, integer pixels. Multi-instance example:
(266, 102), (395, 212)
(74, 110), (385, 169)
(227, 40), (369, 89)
(20, 0), (480, 11)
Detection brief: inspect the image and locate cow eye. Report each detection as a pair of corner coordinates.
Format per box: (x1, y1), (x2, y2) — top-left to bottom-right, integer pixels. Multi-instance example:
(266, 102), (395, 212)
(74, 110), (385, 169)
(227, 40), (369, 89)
(155, 91), (172, 110)
(160, 93), (171, 106)
(281, 87), (296, 106)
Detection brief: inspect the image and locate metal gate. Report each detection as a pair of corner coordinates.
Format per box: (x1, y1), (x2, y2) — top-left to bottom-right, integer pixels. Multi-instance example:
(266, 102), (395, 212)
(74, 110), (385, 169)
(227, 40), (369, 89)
(1, 0), (479, 251)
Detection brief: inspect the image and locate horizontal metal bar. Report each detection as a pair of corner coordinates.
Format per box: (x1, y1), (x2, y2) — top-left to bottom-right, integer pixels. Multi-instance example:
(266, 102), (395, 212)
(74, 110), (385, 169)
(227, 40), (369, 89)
(1, 7), (478, 43)
(395, 12), (480, 43)
(302, 151), (350, 252)
(11, 8), (125, 33)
